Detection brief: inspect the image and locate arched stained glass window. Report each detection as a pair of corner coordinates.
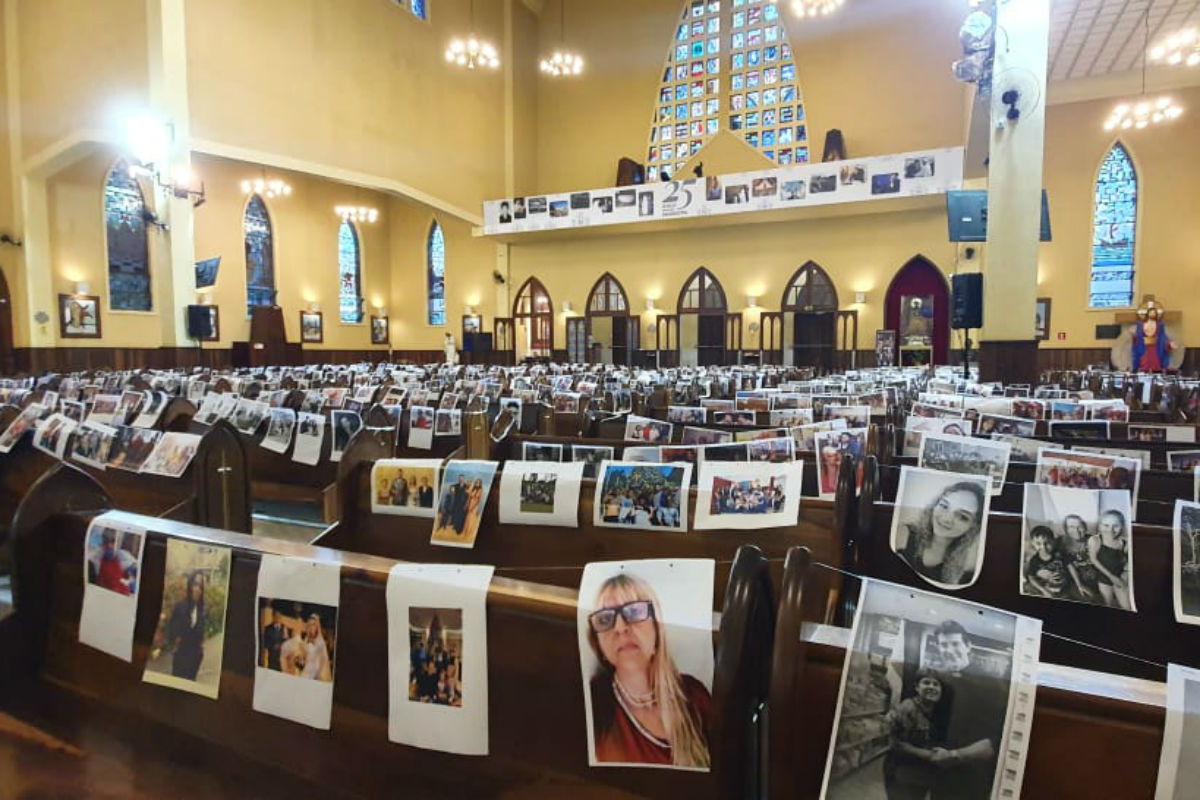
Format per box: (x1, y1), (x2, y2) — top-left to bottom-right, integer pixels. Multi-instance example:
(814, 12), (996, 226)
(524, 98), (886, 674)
(244, 194), (276, 315)
(1089, 143), (1138, 308)
(782, 261), (838, 311)
(587, 273), (629, 313)
(678, 267), (727, 312)
(645, 0), (808, 180)
(338, 220), (363, 323)
(427, 220), (446, 325)
(105, 159), (152, 311)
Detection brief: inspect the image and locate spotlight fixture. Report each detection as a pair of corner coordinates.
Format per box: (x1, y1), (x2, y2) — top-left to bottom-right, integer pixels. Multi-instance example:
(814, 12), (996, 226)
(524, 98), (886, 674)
(1104, 97), (1183, 131)
(1149, 27), (1199, 68)
(335, 205), (379, 224)
(791, 0), (845, 19)
(446, 0), (499, 70)
(240, 176), (292, 199)
(539, 0), (584, 77)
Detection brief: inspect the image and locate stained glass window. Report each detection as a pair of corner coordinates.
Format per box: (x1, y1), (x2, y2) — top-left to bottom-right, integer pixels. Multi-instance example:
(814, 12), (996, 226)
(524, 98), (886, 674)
(244, 194), (276, 316)
(1090, 143), (1137, 309)
(587, 273), (629, 313)
(338, 220), (363, 324)
(105, 159), (152, 311)
(409, 0), (427, 20)
(678, 267), (726, 311)
(427, 220), (446, 326)
(646, 0), (807, 178)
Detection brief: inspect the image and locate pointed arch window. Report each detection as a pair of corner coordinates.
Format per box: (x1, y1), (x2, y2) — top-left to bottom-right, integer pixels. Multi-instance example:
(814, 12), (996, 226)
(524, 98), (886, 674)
(1089, 143), (1138, 308)
(105, 159), (152, 311)
(244, 194), (276, 315)
(587, 273), (629, 314)
(338, 220), (364, 323)
(427, 220), (446, 325)
(678, 267), (727, 312)
(782, 261), (838, 311)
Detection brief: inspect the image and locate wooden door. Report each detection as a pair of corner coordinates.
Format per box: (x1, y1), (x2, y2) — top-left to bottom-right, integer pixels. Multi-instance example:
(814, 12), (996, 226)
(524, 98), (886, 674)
(724, 313), (742, 365)
(759, 312), (783, 365)
(656, 314), (679, 368)
(611, 316), (628, 366)
(493, 317), (515, 366)
(566, 317), (587, 363)
(793, 311), (836, 374)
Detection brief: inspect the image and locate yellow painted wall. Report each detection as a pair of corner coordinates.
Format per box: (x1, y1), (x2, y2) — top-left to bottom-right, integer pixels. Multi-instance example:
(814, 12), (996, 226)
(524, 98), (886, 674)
(1036, 86), (1200, 349)
(191, 154), (393, 351)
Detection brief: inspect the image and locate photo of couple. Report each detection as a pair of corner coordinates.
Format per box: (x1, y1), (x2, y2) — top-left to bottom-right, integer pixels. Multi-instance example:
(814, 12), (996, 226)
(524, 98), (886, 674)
(431, 461), (499, 548)
(258, 598), (337, 682)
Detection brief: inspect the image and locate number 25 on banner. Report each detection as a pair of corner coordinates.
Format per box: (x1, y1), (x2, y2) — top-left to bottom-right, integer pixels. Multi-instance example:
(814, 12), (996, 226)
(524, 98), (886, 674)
(662, 180), (695, 216)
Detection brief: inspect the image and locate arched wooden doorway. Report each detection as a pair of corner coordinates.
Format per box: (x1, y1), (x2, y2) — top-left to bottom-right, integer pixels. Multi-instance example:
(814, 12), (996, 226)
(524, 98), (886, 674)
(0, 268), (12, 374)
(584, 273), (636, 365)
(676, 267), (728, 367)
(512, 277), (553, 360)
(781, 261), (839, 372)
(884, 255), (950, 366)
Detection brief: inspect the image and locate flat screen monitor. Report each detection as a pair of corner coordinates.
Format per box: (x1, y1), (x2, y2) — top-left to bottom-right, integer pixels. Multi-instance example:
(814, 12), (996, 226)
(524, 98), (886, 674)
(946, 189), (1051, 242)
(195, 257), (221, 289)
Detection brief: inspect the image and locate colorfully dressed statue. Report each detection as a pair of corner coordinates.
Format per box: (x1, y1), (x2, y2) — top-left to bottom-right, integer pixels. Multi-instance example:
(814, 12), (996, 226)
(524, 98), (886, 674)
(1111, 298), (1184, 372)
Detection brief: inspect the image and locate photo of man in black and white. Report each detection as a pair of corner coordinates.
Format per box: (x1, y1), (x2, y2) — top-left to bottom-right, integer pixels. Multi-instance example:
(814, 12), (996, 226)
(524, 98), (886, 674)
(822, 580), (1039, 800)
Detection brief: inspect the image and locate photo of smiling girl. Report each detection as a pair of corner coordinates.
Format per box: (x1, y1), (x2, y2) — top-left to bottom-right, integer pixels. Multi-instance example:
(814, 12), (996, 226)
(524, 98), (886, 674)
(890, 466), (993, 590)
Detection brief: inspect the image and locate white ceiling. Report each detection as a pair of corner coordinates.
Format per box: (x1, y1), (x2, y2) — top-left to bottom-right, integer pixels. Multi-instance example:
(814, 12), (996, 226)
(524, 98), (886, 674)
(1049, 0), (1200, 82)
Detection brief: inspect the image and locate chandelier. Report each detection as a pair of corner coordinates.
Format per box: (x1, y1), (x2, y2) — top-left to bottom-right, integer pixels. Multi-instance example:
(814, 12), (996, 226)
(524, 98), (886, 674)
(336, 205), (379, 224)
(1149, 27), (1199, 68)
(791, 0), (845, 18)
(539, 0), (584, 77)
(240, 177), (292, 199)
(445, 0), (499, 70)
(1104, 97), (1183, 131)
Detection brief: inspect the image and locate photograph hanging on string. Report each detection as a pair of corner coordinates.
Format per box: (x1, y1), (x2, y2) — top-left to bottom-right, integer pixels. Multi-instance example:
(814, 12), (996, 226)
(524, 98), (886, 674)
(1174, 500), (1200, 625)
(1154, 663), (1200, 800)
(593, 462), (691, 532)
(918, 431), (1011, 495)
(430, 461), (499, 549)
(371, 459), (440, 518)
(498, 461), (584, 527)
(890, 466), (992, 590)
(694, 460), (801, 530)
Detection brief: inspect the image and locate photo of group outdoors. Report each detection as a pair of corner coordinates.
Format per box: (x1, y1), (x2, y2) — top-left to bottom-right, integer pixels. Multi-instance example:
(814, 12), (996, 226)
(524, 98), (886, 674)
(523, 441), (563, 462)
(370, 459), (439, 517)
(814, 428), (868, 500)
(519, 472), (557, 513)
(85, 523), (143, 597)
(577, 560), (715, 770)
(667, 406), (707, 425)
(1035, 448), (1141, 508)
(747, 436), (796, 463)
(694, 461), (802, 530)
(571, 444), (613, 479)
(408, 607), (464, 708)
(431, 461), (499, 548)
(1021, 484), (1135, 610)
(257, 598), (337, 682)
(917, 431), (1012, 495)
(594, 462), (691, 532)
(624, 416), (673, 443)
(890, 466), (992, 590)
(1174, 500), (1200, 625)
(143, 540), (231, 699)
(822, 580), (1037, 800)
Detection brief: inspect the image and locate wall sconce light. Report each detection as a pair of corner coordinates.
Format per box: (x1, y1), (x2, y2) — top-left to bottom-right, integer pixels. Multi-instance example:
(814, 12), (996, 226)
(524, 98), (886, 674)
(168, 164), (206, 208)
(75, 281), (91, 296)
(854, 292), (866, 304)
(464, 304), (477, 315)
(308, 302), (320, 313)
(375, 305), (387, 316)
(645, 299), (656, 311)
(562, 301), (573, 313)
(197, 291), (214, 305)
(746, 295), (759, 308)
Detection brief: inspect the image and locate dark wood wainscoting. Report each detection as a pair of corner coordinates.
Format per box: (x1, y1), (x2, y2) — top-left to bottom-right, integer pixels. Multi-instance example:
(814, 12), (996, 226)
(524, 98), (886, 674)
(11, 346), (444, 375)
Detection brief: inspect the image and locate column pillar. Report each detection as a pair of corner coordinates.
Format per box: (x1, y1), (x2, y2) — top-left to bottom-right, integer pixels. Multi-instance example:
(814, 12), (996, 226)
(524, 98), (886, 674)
(979, 0), (1051, 384)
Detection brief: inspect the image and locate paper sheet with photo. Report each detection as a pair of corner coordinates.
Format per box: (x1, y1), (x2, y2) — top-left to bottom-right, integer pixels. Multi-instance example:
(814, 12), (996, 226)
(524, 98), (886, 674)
(252, 555), (341, 729)
(131, 391), (168, 429)
(143, 538), (232, 699)
(577, 559), (715, 770)
(430, 460), (500, 549)
(371, 458), (441, 518)
(902, 415), (972, 457)
(593, 461), (692, 532)
(408, 405), (435, 450)
(1021, 484), (1135, 611)
(1174, 500), (1200, 625)
(918, 431), (1011, 495)
(292, 411), (325, 466)
(0, 403), (44, 453)
(79, 513), (148, 661)
(260, 408), (296, 454)
(498, 460), (584, 528)
(1035, 447), (1141, 516)
(820, 578), (1041, 800)
(1156, 664), (1200, 800)
(71, 420), (117, 469)
(889, 466), (993, 590)
(694, 460), (802, 530)
(387, 563), (495, 755)
(140, 432), (203, 478)
(33, 413), (77, 459)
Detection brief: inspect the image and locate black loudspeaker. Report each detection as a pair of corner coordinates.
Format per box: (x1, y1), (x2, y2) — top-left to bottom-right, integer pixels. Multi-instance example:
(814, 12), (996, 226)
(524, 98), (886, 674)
(186, 304), (213, 339)
(1095, 324), (1122, 340)
(951, 273), (983, 330)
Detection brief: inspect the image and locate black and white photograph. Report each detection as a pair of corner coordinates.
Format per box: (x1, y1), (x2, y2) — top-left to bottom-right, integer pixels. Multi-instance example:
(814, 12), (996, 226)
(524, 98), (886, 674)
(499, 461), (584, 527)
(1174, 500), (1200, 625)
(990, 433), (1044, 463)
(694, 460), (801, 530)
(918, 431), (1011, 495)
(293, 411), (325, 466)
(1155, 663), (1200, 800)
(821, 579), (1039, 800)
(528, 196), (547, 214)
(593, 462), (691, 532)
(523, 441), (563, 462)
(330, 409), (363, 460)
(724, 184), (749, 204)
(571, 444), (614, 479)
(890, 466), (992, 590)
(904, 155), (936, 178)
(1021, 484), (1135, 611)
(231, 399), (269, 436)
(622, 445), (662, 463)
(781, 179), (806, 201)
(810, 174), (837, 193)
(261, 407), (296, 454)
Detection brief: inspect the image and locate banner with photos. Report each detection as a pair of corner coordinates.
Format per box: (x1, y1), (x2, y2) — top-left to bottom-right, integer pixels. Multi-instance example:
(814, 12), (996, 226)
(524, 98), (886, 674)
(482, 147), (964, 235)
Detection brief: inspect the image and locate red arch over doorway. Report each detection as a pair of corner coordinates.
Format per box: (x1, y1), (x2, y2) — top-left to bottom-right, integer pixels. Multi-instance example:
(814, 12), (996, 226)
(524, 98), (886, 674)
(884, 255), (951, 365)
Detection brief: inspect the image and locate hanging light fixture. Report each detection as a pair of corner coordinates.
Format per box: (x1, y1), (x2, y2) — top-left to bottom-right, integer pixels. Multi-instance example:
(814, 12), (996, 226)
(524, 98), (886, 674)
(539, 0), (584, 77)
(791, 0), (845, 19)
(240, 172), (292, 199)
(335, 205), (379, 224)
(1149, 27), (1200, 69)
(445, 0), (500, 70)
(1103, 11), (1185, 132)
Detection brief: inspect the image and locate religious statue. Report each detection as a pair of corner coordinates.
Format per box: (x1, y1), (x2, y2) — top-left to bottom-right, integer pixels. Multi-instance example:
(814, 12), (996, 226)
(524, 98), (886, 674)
(900, 295), (934, 344)
(1111, 297), (1185, 372)
(443, 332), (459, 366)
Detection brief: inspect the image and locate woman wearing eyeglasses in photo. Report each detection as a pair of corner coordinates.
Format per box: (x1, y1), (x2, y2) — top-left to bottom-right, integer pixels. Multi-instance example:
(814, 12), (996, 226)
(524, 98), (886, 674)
(585, 573), (711, 768)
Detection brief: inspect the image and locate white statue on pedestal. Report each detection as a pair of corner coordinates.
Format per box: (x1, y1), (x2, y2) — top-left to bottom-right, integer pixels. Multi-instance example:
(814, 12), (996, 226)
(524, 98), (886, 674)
(444, 332), (459, 366)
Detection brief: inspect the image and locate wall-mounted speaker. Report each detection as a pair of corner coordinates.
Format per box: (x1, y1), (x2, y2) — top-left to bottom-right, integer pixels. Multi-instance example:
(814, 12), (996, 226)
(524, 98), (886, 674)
(186, 304), (213, 339)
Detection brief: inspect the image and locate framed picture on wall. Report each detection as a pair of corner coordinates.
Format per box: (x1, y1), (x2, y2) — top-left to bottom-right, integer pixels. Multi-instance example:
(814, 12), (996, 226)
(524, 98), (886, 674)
(463, 314), (482, 335)
(203, 306), (220, 342)
(59, 293), (101, 339)
(300, 310), (324, 344)
(371, 315), (389, 345)
(1035, 297), (1051, 341)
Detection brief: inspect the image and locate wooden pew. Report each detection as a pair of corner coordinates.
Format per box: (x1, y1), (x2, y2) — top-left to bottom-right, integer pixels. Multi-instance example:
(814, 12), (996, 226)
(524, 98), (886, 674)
(0, 477), (774, 800)
(854, 455), (1199, 679)
(767, 545), (1167, 800)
